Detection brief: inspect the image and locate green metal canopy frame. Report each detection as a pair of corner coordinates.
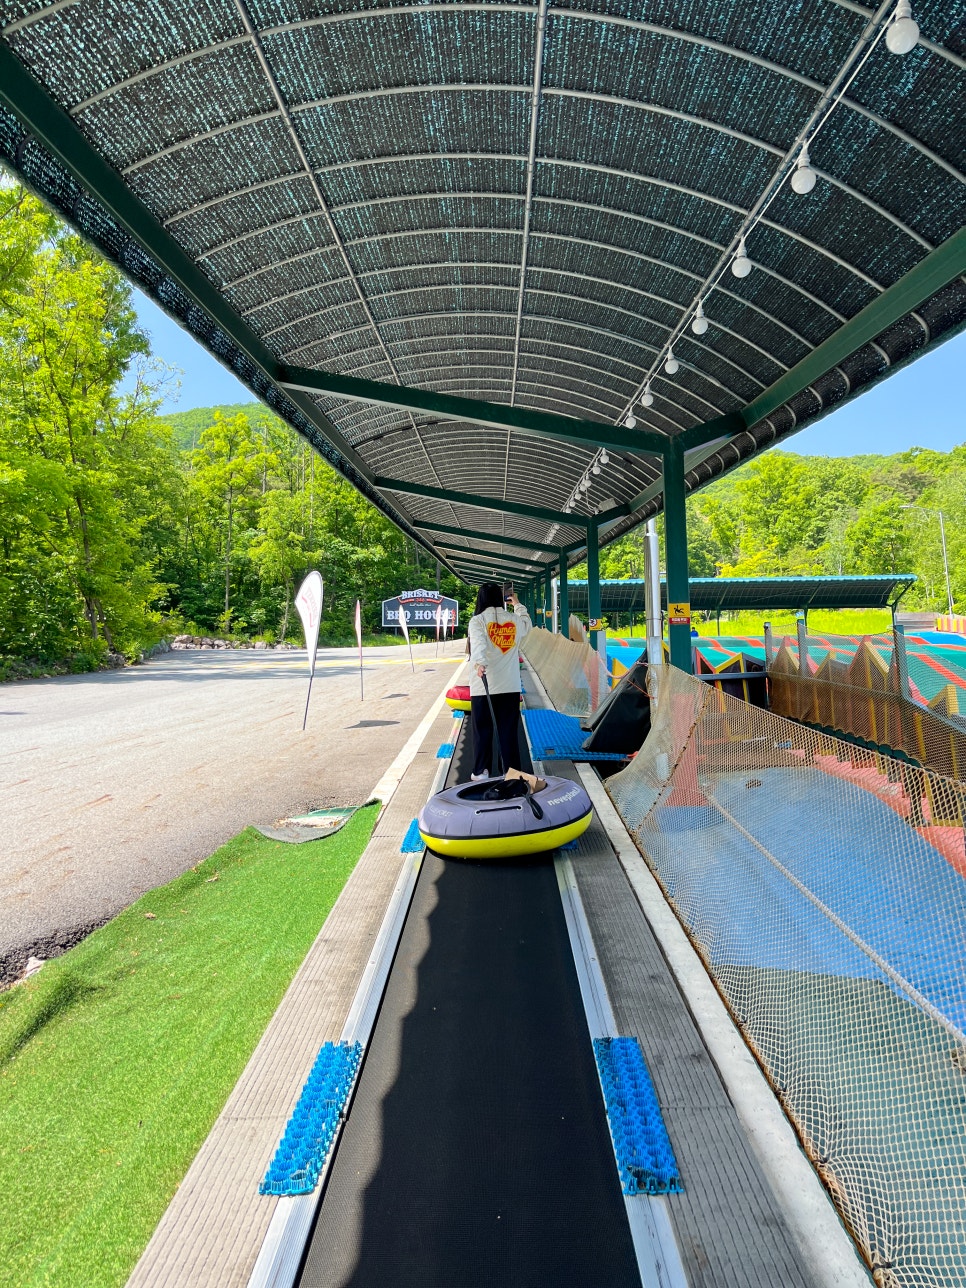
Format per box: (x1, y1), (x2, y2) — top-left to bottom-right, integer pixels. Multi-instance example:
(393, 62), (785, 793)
(0, 0), (964, 662)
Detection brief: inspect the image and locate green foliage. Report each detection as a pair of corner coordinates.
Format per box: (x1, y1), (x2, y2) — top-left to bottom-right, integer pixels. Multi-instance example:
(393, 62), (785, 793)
(0, 807), (378, 1288)
(2, 184), (964, 669)
(0, 187), (175, 662)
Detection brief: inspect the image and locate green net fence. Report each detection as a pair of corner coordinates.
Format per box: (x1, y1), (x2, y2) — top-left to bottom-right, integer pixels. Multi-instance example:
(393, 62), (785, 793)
(520, 627), (607, 718)
(607, 667), (966, 1288)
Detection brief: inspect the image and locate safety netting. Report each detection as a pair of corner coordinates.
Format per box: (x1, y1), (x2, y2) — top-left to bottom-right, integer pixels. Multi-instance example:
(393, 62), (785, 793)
(521, 626), (607, 717)
(768, 631), (966, 783)
(608, 666), (966, 1288)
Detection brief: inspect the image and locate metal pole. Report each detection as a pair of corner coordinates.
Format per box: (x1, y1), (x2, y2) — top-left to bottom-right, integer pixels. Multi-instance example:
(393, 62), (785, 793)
(644, 517), (663, 668)
(663, 442), (692, 673)
(587, 518), (602, 652)
(551, 575), (559, 633)
(545, 566), (553, 629)
(558, 552), (569, 642)
(797, 617), (809, 677)
(893, 622), (913, 701)
(938, 509), (954, 616)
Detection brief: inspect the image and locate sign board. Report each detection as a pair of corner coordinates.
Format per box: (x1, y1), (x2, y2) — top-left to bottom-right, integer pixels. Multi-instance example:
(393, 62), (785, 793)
(668, 602), (691, 626)
(382, 589), (459, 629)
(588, 617), (603, 631)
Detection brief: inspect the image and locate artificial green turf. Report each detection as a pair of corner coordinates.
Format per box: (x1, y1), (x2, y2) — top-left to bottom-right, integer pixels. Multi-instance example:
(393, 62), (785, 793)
(0, 805), (379, 1288)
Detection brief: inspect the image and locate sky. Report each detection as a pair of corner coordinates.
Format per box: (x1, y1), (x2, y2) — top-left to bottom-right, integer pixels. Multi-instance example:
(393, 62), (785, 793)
(126, 287), (966, 458)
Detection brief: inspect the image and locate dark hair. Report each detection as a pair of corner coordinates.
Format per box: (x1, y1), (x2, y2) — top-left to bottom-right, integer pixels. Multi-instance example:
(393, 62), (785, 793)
(474, 582), (505, 615)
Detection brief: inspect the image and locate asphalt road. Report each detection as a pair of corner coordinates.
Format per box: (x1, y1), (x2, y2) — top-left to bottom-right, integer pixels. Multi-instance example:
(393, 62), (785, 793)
(0, 642), (462, 974)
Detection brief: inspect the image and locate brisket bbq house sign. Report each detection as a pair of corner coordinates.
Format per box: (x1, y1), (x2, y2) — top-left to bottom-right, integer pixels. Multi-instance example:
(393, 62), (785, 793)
(381, 589), (459, 630)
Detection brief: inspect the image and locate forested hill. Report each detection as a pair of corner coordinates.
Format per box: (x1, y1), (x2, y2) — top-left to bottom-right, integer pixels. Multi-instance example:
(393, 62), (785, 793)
(591, 442), (966, 612)
(1, 181), (962, 678)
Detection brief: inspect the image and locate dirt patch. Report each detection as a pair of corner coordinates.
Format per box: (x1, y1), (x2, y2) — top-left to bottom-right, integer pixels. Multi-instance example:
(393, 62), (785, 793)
(0, 919), (109, 989)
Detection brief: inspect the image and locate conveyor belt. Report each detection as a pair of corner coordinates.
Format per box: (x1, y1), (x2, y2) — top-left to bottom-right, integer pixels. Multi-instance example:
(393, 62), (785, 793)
(297, 719), (641, 1287)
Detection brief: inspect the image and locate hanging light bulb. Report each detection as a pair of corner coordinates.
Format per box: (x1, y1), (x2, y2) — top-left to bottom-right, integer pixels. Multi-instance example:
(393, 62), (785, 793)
(665, 349), (679, 375)
(691, 301), (708, 335)
(592, 463), (601, 475)
(731, 236), (752, 278)
(564, 504), (572, 513)
(886, 0), (919, 53)
(599, 450), (610, 466)
(790, 144), (817, 194)
(580, 477), (590, 492)
(641, 382), (654, 408)
(625, 413), (637, 428)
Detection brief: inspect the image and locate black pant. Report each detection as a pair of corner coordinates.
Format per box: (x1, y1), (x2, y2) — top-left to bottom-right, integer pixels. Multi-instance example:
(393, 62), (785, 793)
(471, 692), (522, 777)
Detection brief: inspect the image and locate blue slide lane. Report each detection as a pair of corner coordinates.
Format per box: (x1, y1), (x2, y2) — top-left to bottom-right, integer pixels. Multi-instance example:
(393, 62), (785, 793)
(523, 708), (629, 761)
(654, 767), (966, 1032)
(260, 1041), (363, 1195)
(593, 1037), (683, 1196)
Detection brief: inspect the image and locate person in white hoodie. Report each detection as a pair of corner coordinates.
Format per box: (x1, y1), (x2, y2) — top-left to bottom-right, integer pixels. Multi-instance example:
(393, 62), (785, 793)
(467, 582), (532, 780)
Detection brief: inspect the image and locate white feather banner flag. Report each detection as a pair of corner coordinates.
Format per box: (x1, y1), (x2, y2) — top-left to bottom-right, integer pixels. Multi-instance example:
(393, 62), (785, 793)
(294, 571), (324, 729)
(355, 599), (364, 701)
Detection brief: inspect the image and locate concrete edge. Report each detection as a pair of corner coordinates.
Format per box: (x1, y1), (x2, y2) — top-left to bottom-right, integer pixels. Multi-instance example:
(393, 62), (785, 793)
(576, 764), (874, 1288)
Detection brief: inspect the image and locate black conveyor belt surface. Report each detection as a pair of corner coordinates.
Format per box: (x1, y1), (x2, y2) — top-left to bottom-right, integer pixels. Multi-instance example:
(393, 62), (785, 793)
(298, 719), (640, 1287)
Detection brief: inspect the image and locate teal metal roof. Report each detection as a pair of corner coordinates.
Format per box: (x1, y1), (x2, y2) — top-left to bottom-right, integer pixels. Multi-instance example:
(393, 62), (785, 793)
(0, 1), (963, 582)
(565, 573), (916, 613)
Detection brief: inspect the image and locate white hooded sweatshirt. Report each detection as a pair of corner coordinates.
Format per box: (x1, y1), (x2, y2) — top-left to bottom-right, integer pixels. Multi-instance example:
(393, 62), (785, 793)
(467, 603), (532, 697)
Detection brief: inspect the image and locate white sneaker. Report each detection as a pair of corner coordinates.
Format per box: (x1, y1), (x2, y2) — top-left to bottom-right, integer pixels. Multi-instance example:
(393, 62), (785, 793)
(470, 772), (489, 781)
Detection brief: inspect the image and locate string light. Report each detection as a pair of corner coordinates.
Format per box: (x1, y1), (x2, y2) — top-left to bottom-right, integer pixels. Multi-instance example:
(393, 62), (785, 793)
(625, 413), (637, 428)
(665, 349), (679, 375)
(592, 463), (601, 475)
(599, 450), (610, 465)
(791, 145), (817, 194)
(691, 302), (708, 335)
(731, 237), (752, 278)
(886, 0), (919, 53)
(641, 383), (653, 408)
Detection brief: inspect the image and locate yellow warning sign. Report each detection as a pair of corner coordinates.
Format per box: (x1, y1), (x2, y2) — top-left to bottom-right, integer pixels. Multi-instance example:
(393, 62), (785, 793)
(588, 617), (603, 630)
(668, 602), (691, 626)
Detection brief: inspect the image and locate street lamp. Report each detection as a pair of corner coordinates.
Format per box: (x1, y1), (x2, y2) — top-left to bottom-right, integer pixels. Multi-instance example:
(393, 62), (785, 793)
(901, 504), (954, 615)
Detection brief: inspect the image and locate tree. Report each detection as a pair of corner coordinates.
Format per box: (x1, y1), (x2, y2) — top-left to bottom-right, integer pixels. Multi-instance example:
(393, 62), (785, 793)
(0, 185), (175, 661)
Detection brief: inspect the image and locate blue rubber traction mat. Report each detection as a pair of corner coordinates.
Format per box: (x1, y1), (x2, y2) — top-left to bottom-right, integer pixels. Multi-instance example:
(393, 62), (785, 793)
(401, 818), (424, 853)
(593, 1036), (683, 1196)
(259, 1041), (363, 1196)
(436, 742), (456, 758)
(523, 708), (630, 761)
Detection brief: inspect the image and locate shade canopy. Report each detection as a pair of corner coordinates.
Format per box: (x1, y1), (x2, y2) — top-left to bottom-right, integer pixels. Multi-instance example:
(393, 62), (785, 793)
(1, 1), (963, 583)
(565, 573), (917, 614)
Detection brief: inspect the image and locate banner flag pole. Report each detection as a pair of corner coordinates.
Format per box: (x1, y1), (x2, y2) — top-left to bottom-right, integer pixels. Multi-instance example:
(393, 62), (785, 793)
(294, 571), (324, 730)
(397, 605), (415, 672)
(355, 599), (364, 702)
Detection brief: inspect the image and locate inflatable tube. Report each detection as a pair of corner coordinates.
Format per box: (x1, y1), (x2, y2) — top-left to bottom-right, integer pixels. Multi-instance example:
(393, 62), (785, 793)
(445, 685), (472, 712)
(418, 776), (593, 859)
(445, 684), (524, 712)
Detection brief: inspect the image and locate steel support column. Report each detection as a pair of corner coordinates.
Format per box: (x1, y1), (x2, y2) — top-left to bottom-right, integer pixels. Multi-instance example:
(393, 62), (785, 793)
(544, 566), (553, 630)
(587, 518), (601, 654)
(559, 553), (569, 641)
(663, 441), (693, 673)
